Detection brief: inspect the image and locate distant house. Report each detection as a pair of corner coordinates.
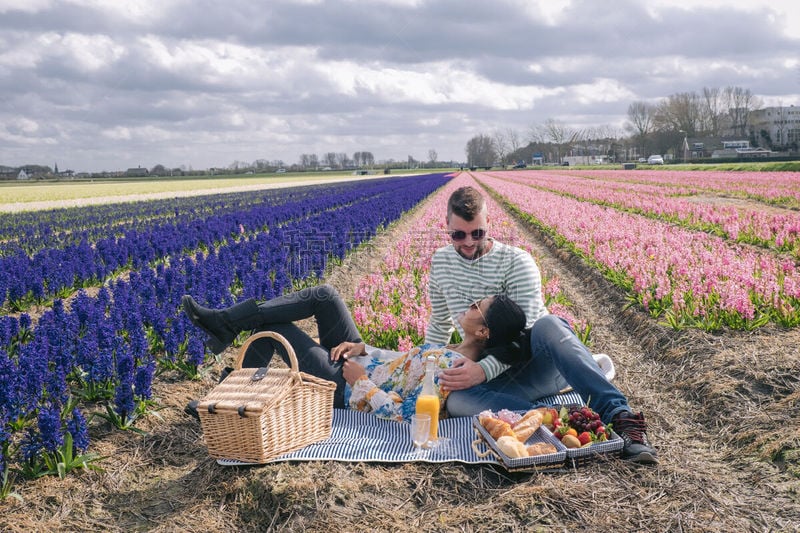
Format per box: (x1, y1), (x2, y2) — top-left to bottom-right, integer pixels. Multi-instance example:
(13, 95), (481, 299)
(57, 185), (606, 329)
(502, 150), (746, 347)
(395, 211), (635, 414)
(126, 167), (149, 177)
(735, 147), (772, 158)
(17, 169), (29, 180)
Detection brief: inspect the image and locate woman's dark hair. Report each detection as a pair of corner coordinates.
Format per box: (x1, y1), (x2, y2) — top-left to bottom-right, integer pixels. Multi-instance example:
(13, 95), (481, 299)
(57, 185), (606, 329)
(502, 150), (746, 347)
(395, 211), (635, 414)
(482, 294), (530, 366)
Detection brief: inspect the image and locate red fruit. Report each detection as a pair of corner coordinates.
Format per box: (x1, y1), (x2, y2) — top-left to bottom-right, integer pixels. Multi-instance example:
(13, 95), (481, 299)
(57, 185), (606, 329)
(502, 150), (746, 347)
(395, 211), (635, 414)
(578, 431), (592, 446)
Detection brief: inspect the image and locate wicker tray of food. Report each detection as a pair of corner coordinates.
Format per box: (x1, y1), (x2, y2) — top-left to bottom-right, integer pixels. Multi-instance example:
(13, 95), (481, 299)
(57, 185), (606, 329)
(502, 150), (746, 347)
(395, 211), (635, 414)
(548, 404), (624, 466)
(471, 408), (567, 471)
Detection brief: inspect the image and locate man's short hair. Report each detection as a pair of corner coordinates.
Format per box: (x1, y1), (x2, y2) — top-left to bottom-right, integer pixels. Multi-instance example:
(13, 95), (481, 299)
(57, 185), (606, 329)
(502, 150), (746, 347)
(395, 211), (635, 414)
(447, 186), (486, 221)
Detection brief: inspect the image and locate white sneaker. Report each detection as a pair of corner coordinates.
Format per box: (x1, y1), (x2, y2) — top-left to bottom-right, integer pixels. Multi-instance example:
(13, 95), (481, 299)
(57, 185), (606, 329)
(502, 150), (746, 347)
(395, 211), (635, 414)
(592, 353), (615, 381)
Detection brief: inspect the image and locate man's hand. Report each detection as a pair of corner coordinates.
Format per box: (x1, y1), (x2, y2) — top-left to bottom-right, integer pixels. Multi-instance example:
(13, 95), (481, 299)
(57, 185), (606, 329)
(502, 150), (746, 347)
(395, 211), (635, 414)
(439, 358), (486, 391)
(330, 341), (366, 361)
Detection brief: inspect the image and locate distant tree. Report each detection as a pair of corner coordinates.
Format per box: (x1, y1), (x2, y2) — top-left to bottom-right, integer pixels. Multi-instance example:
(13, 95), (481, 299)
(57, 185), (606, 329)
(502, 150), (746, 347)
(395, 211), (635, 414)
(299, 154), (314, 169)
(654, 92), (701, 135)
(335, 153), (349, 168)
(362, 151), (374, 167)
(465, 134), (496, 168)
(724, 86), (762, 137)
(700, 86), (726, 136)
(533, 119), (579, 163)
(506, 128), (521, 154)
(352, 151), (374, 167)
(322, 152), (337, 168)
(625, 101), (656, 156)
(151, 164), (166, 176)
(492, 130), (510, 167)
(428, 149), (438, 167)
(228, 160), (246, 173)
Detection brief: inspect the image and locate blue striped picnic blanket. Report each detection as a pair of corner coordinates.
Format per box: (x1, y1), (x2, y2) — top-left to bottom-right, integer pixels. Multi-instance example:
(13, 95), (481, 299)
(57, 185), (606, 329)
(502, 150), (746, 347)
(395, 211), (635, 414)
(216, 391), (583, 466)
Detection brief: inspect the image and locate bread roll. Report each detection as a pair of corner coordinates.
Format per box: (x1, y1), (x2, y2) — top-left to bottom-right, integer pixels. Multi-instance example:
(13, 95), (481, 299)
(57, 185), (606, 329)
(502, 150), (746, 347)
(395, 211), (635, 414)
(512, 409), (544, 442)
(513, 424), (537, 442)
(526, 442), (557, 456)
(515, 408), (544, 429)
(496, 436), (528, 458)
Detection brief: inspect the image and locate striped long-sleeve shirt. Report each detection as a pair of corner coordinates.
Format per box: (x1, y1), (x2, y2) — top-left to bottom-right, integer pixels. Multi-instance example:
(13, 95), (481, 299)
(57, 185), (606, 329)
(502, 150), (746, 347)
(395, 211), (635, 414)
(424, 239), (548, 380)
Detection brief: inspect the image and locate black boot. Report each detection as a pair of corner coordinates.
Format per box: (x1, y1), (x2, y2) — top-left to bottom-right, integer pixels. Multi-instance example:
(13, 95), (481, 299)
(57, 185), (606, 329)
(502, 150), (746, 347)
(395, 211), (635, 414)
(182, 295), (260, 354)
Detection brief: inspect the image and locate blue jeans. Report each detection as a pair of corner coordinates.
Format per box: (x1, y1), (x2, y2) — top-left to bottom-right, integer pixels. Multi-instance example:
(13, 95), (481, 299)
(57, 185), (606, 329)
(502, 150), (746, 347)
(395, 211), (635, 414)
(445, 315), (630, 423)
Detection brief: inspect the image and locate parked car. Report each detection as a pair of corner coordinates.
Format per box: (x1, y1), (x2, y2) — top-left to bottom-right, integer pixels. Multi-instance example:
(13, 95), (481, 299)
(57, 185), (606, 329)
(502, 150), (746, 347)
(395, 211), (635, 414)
(276, 168), (287, 173)
(638, 157), (647, 163)
(647, 155), (664, 165)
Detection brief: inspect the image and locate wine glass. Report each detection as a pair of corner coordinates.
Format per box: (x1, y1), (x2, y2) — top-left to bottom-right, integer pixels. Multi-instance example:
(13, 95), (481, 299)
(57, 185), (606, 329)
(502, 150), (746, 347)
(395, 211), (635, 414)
(410, 414), (431, 449)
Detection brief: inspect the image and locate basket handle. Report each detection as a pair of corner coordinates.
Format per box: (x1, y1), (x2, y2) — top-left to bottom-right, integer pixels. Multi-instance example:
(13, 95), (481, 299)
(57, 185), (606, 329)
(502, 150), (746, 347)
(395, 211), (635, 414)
(471, 427), (499, 460)
(234, 331), (300, 375)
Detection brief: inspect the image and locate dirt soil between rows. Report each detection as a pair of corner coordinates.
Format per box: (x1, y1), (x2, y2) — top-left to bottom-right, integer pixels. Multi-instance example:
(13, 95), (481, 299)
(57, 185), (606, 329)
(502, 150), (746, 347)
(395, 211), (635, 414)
(1, 176), (799, 532)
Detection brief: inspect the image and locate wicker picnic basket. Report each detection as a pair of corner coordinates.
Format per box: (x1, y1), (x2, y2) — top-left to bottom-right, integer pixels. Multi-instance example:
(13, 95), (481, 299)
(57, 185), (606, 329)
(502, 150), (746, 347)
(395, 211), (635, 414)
(197, 331), (337, 464)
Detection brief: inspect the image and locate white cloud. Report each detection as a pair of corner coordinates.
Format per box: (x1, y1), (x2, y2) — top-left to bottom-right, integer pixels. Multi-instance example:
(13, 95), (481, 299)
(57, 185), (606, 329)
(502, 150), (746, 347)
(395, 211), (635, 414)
(9, 117), (40, 135)
(318, 61), (557, 110)
(515, 0), (573, 26)
(571, 78), (636, 105)
(69, 0), (176, 24)
(648, 0), (800, 39)
(0, 0), (51, 14)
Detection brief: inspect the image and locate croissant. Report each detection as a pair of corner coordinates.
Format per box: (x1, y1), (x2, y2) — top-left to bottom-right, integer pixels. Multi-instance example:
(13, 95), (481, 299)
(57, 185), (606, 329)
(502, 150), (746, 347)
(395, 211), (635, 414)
(481, 416), (516, 441)
(497, 436), (528, 458)
(526, 442), (557, 456)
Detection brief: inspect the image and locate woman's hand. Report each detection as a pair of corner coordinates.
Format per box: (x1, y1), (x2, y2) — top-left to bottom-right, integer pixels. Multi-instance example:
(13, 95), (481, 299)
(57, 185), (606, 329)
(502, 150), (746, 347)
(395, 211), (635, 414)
(342, 359), (367, 385)
(330, 341), (366, 361)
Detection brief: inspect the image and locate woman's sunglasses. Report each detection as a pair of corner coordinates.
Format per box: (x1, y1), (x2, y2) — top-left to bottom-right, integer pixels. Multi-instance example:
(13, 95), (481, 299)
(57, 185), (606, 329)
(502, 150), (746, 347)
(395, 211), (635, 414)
(449, 229), (486, 241)
(469, 299), (487, 325)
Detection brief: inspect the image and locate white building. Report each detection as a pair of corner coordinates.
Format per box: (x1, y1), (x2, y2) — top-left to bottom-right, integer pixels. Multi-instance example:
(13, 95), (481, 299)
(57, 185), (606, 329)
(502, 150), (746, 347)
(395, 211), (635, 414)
(749, 105), (800, 149)
(17, 169), (29, 180)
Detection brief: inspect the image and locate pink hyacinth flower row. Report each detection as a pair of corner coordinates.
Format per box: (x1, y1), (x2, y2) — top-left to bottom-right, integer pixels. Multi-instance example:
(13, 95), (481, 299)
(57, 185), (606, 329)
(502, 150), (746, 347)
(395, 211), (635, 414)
(491, 169), (800, 257)
(475, 172), (800, 330)
(555, 168), (800, 206)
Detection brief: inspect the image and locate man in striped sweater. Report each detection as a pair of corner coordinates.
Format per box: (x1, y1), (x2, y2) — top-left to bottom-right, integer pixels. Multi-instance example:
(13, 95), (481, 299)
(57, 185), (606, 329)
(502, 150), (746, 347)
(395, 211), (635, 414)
(429, 186), (657, 464)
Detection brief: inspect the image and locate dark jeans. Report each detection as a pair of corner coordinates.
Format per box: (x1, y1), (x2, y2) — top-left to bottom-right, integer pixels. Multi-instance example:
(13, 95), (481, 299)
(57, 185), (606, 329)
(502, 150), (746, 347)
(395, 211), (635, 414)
(240, 284), (362, 408)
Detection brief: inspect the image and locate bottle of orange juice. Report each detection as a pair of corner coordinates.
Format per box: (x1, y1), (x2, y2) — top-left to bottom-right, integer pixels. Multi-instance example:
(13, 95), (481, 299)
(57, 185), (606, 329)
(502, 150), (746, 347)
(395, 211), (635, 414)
(415, 355), (440, 442)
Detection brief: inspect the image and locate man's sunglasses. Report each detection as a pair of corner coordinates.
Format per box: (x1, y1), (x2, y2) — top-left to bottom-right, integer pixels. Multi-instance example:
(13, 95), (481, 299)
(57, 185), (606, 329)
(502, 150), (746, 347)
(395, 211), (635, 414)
(449, 229), (486, 241)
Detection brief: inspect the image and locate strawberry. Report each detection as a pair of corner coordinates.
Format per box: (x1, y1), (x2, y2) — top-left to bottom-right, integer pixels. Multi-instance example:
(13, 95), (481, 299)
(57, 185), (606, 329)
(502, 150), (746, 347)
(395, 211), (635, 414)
(577, 431), (592, 446)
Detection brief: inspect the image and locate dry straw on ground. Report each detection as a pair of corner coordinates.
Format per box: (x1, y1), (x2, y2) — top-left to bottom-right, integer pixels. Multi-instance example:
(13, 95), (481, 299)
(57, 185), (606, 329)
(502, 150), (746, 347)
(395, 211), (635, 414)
(1, 180), (798, 531)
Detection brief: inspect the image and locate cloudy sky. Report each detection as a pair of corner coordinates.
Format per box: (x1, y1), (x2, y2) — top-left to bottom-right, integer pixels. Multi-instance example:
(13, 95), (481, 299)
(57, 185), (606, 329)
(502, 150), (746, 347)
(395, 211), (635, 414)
(1, 0), (798, 173)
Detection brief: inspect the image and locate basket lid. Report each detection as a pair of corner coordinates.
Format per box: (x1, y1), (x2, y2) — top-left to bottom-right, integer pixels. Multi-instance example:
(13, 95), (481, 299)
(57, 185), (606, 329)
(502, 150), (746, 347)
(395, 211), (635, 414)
(197, 366), (298, 416)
